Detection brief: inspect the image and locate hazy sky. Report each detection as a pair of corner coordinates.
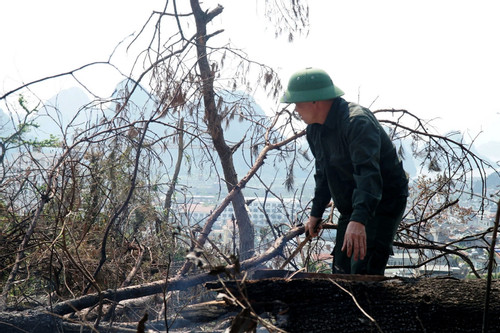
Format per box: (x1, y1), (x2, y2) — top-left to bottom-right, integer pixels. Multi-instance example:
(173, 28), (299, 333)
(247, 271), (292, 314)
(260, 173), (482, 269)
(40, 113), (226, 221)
(1, 0), (499, 145)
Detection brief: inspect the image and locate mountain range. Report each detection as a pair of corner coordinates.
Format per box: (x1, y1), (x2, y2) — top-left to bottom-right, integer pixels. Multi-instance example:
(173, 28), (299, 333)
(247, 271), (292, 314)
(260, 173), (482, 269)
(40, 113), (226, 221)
(1, 82), (499, 196)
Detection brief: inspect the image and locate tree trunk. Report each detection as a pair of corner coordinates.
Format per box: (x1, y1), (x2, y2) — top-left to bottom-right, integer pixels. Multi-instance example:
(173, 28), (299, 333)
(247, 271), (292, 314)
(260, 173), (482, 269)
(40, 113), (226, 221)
(163, 117), (184, 227)
(204, 273), (500, 333)
(189, 0), (255, 260)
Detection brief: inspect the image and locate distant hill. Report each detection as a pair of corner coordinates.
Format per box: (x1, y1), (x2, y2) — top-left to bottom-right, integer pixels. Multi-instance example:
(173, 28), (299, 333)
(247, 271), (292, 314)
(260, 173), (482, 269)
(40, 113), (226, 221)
(476, 141), (500, 163)
(487, 172), (500, 190)
(473, 171), (500, 194)
(24, 86), (92, 141)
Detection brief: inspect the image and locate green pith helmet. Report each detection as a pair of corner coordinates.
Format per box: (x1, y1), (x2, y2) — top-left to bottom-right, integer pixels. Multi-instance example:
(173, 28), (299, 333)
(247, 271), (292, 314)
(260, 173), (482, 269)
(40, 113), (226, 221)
(280, 67), (344, 103)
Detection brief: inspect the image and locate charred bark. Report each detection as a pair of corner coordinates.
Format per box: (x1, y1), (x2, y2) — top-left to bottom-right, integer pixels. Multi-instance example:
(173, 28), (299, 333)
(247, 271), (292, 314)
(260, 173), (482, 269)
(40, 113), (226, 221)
(204, 274), (500, 333)
(2, 270), (500, 332)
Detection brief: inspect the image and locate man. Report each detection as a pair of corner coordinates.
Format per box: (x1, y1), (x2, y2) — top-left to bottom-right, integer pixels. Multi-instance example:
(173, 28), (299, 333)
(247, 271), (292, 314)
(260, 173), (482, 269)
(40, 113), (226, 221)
(281, 67), (408, 275)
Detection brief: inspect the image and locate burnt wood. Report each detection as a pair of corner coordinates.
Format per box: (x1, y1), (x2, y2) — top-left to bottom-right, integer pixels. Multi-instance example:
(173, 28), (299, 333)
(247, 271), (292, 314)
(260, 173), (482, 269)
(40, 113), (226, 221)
(204, 271), (500, 333)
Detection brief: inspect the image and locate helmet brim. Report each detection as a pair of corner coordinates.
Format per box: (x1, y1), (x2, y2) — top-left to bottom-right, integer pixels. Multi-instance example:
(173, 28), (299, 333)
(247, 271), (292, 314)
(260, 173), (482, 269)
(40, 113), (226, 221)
(280, 85), (344, 103)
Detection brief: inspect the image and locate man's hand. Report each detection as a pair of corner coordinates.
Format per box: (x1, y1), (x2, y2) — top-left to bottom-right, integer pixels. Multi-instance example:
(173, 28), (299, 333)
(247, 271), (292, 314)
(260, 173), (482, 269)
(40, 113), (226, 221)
(341, 221), (366, 261)
(305, 216), (322, 238)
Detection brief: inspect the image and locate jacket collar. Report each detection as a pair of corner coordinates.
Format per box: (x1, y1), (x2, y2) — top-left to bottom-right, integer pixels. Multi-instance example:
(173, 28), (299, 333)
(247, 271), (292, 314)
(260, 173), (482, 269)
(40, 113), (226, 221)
(322, 97), (345, 130)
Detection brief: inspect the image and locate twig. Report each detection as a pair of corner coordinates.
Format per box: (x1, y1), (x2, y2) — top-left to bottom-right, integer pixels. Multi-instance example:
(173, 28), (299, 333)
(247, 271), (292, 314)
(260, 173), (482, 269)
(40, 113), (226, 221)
(279, 235), (311, 269)
(0, 62), (112, 101)
(328, 279), (384, 333)
(163, 254), (171, 333)
(482, 198), (500, 333)
(280, 212), (334, 270)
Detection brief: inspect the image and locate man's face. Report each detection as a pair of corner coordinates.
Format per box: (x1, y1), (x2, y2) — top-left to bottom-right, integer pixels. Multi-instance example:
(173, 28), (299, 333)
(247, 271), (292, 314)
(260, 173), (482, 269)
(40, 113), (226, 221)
(294, 102), (317, 124)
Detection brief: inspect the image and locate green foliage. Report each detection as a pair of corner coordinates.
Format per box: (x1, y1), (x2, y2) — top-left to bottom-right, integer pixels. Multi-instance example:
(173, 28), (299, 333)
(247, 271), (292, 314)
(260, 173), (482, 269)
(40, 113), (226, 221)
(20, 134), (60, 149)
(306, 260), (332, 274)
(0, 95), (60, 151)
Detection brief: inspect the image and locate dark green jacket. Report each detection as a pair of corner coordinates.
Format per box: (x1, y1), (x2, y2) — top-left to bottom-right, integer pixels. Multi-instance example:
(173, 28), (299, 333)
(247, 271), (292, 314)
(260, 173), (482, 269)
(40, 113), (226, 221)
(307, 98), (408, 224)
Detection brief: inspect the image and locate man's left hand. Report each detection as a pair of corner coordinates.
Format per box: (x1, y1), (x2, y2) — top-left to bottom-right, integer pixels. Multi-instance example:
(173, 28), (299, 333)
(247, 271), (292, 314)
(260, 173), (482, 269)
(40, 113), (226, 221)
(341, 221), (366, 261)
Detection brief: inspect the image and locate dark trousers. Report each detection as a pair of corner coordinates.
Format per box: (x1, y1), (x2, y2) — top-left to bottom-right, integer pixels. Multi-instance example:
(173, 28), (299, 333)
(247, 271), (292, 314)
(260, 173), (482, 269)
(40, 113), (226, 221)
(332, 195), (407, 275)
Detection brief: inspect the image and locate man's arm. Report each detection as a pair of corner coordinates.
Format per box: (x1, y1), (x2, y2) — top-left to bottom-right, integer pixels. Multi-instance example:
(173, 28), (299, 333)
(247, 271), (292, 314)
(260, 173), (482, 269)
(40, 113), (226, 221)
(307, 129), (331, 237)
(310, 174), (331, 217)
(347, 113), (383, 225)
(343, 111), (384, 261)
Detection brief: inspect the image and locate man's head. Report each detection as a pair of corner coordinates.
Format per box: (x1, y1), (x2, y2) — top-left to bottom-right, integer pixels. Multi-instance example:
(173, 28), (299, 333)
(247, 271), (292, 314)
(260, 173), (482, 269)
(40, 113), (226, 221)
(281, 68), (344, 124)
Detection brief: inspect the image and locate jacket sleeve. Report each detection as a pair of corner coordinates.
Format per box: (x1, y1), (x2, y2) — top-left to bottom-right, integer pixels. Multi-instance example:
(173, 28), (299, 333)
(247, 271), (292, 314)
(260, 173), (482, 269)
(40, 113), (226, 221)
(307, 130), (331, 218)
(346, 115), (383, 225)
(310, 160), (332, 218)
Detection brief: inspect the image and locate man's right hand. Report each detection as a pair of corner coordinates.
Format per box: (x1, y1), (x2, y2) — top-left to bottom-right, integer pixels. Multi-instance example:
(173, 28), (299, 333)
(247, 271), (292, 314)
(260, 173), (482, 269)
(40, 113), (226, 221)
(305, 216), (322, 238)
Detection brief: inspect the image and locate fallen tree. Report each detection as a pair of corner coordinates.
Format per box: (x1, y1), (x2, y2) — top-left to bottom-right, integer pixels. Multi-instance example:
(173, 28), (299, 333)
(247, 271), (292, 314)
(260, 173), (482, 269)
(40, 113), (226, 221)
(2, 272), (499, 333)
(201, 272), (500, 333)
